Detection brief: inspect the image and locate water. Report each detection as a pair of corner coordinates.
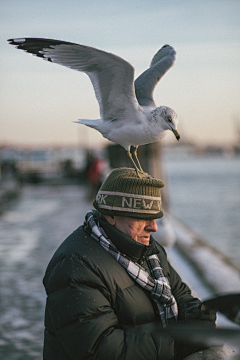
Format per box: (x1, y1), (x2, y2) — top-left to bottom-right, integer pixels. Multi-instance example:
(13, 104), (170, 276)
(163, 153), (240, 268)
(0, 185), (92, 359)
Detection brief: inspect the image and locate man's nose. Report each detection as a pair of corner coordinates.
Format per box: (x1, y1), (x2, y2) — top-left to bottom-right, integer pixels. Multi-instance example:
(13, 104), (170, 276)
(145, 219), (158, 232)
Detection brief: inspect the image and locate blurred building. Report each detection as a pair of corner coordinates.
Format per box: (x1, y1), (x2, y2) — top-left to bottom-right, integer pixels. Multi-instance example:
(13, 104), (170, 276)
(0, 146), (88, 184)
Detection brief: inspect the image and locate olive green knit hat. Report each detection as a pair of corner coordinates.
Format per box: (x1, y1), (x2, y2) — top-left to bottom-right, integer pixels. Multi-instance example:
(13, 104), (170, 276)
(93, 167), (165, 220)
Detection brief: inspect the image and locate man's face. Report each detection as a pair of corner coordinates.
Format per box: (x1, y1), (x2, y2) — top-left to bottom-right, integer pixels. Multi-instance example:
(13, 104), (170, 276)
(105, 215), (158, 245)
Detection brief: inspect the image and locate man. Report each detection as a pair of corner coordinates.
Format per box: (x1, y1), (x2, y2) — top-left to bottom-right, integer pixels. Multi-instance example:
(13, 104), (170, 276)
(43, 168), (216, 360)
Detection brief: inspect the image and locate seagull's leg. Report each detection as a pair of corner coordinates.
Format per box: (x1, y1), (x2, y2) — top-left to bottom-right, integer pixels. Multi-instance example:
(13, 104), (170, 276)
(133, 146), (143, 172)
(127, 150), (141, 177)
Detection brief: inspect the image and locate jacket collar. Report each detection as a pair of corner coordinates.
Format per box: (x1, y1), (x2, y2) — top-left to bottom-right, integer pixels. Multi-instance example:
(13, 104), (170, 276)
(99, 217), (159, 262)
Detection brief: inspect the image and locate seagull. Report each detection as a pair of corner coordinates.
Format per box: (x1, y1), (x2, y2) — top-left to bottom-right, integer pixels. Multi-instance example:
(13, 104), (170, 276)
(8, 38), (180, 174)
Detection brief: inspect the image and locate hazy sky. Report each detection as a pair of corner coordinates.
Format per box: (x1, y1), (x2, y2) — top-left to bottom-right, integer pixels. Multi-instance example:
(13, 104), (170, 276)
(1, 0), (240, 148)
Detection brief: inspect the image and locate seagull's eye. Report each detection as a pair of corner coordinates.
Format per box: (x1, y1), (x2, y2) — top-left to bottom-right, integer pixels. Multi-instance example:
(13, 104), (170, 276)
(167, 117), (172, 123)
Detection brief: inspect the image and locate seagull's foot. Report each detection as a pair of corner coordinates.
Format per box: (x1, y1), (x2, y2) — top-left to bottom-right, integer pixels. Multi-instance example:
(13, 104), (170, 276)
(133, 147), (143, 172)
(127, 151), (142, 177)
(127, 151), (149, 178)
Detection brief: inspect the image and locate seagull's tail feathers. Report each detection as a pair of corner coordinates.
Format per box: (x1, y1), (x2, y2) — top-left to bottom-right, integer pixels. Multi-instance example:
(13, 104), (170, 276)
(74, 119), (101, 130)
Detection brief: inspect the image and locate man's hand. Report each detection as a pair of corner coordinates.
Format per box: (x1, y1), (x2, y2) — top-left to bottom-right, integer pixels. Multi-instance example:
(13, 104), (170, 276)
(183, 303), (217, 323)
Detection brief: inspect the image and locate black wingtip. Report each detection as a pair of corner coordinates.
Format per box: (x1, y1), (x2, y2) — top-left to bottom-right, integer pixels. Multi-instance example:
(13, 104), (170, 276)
(7, 38), (55, 58)
(8, 38), (26, 45)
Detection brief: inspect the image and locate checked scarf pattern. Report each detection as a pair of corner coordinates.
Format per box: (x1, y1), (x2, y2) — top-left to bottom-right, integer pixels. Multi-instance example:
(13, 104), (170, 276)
(84, 210), (178, 327)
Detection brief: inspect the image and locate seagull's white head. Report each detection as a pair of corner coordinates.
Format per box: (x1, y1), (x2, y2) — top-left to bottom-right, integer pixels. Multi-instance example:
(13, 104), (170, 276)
(150, 106), (180, 141)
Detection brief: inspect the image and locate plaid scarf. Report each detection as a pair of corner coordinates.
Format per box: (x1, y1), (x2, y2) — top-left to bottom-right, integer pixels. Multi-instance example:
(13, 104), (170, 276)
(84, 210), (178, 327)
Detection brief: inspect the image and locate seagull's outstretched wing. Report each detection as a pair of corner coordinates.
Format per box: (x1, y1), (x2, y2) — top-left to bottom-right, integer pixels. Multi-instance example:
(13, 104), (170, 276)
(8, 38), (138, 121)
(134, 45), (176, 107)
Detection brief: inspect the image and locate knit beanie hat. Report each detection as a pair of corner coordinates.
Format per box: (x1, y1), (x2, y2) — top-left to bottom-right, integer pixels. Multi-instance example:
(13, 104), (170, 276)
(93, 167), (164, 220)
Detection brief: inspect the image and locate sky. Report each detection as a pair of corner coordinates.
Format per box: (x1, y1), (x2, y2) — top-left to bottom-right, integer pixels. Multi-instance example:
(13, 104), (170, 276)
(1, 0), (240, 149)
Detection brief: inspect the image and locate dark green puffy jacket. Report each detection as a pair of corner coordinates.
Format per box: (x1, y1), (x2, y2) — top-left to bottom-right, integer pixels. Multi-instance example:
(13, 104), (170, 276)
(43, 217), (200, 360)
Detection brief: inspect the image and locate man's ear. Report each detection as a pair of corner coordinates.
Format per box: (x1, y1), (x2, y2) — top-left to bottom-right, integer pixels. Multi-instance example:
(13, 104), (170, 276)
(105, 215), (116, 226)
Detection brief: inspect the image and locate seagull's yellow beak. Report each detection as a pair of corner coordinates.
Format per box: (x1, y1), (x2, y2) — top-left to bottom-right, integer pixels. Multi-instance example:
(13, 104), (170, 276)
(172, 129), (180, 141)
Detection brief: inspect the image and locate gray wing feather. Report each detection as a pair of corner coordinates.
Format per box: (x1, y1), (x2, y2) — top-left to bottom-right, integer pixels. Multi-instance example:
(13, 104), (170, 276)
(8, 38), (137, 121)
(134, 45), (176, 107)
